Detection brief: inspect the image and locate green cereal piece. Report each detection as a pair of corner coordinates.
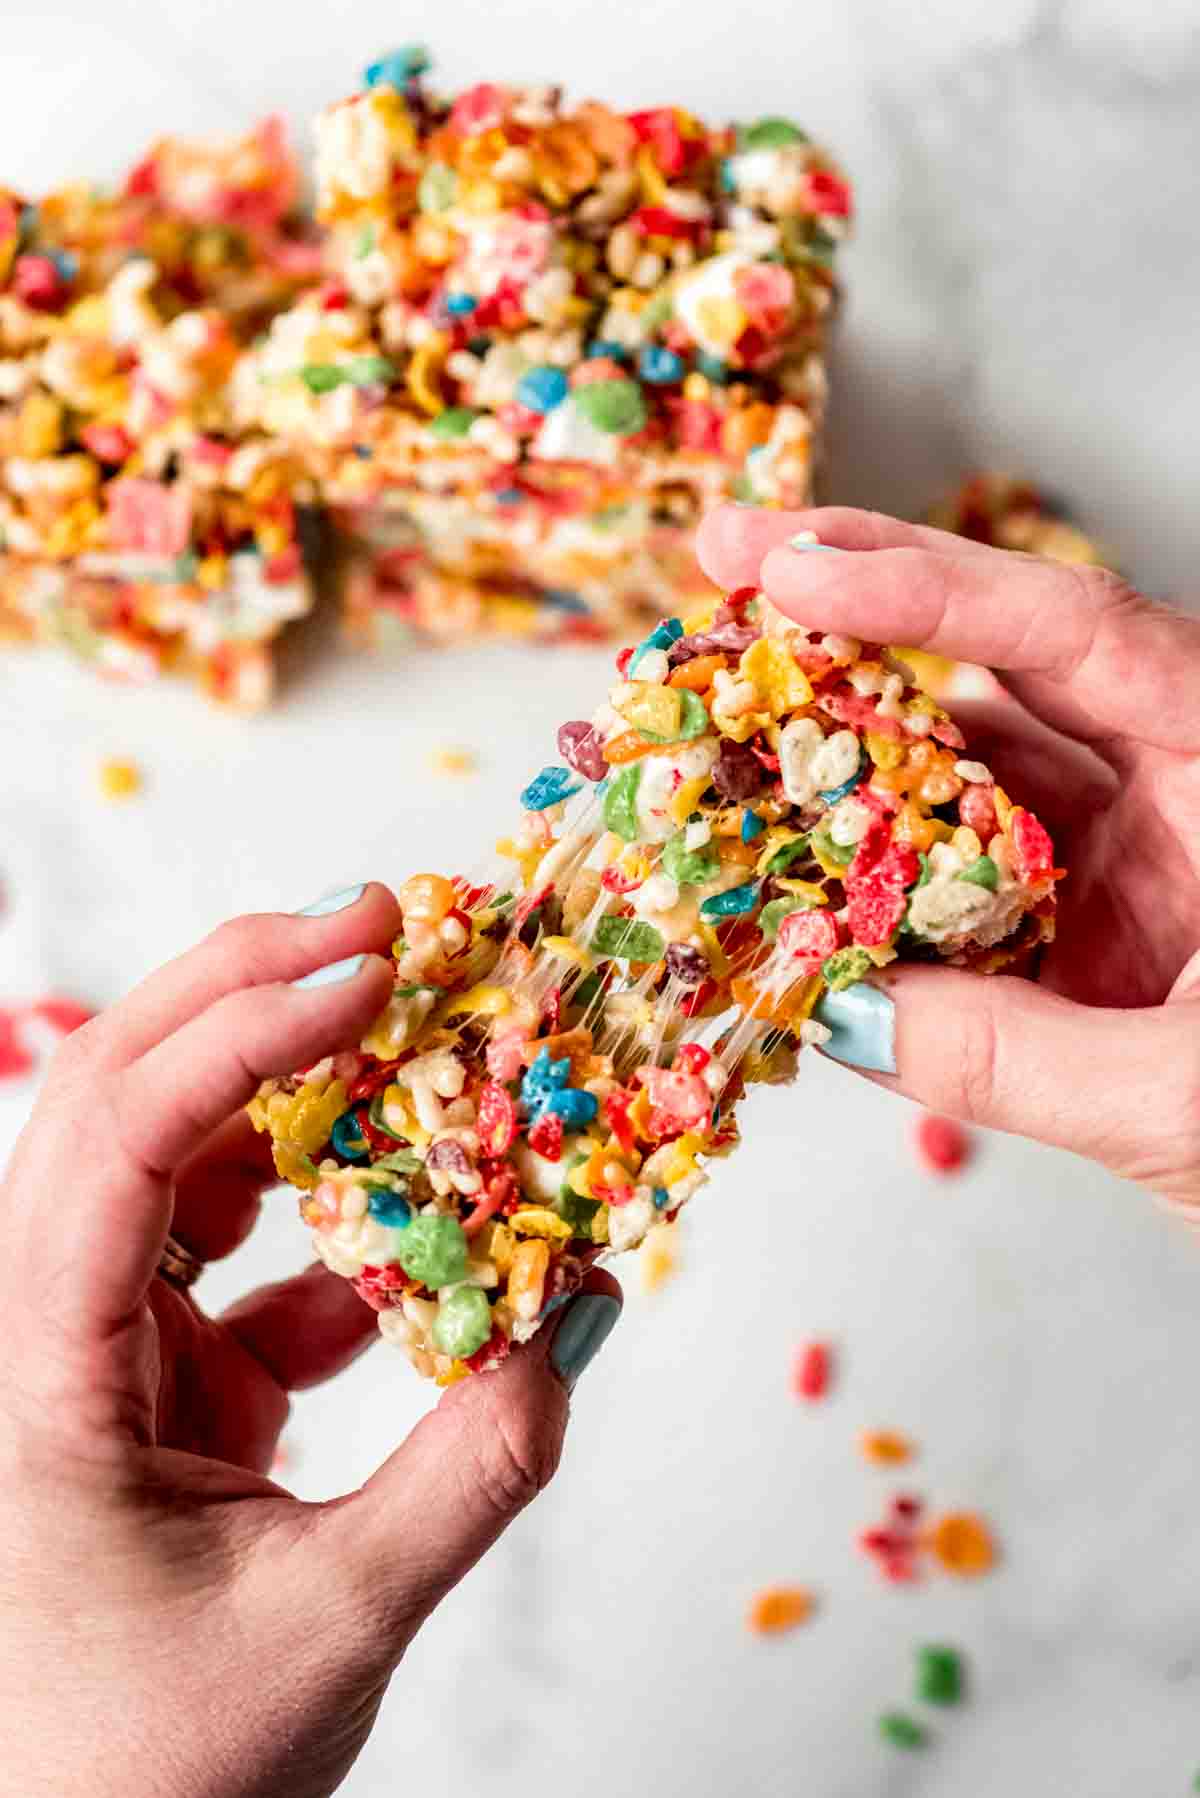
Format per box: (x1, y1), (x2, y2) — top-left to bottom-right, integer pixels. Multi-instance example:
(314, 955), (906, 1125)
(556, 1184), (603, 1240)
(430, 406), (477, 438)
(574, 378), (648, 436)
(661, 829), (720, 887)
(342, 354), (399, 386)
(763, 833), (809, 874)
(299, 363), (345, 394)
(592, 917), (665, 963)
(821, 946), (873, 992)
(394, 1213), (468, 1289)
(810, 825), (855, 867)
(602, 762), (643, 841)
(758, 895), (812, 941)
(418, 162), (457, 212)
(957, 854), (999, 890)
(739, 117), (809, 150)
(878, 1712), (928, 1750)
(431, 1285), (492, 1358)
(916, 1644), (965, 1707)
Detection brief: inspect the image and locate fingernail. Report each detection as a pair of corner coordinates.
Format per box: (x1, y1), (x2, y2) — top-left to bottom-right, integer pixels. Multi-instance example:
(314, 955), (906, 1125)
(292, 953), (368, 990)
(813, 983), (897, 1073)
(788, 534), (846, 554)
(296, 883), (366, 918)
(550, 1293), (621, 1392)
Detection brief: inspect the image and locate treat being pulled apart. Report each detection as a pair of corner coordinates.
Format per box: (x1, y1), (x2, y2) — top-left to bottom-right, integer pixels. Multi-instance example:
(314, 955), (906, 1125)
(251, 545), (1061, 1379)
(243, 47), (849, 645)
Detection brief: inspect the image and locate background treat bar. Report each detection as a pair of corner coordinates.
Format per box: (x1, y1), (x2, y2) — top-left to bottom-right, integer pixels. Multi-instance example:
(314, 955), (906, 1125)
(246, 48), (850, 646)
(903, 472), (1110, 699)
(0, 142), (316, 706)
(252, 570), (1061, 1380)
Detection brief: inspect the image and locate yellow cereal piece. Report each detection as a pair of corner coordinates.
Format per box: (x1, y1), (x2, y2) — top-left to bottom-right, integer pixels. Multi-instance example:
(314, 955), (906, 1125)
(483, 1222), (516, 1277)
(640, 1221), (679, 1293)
(590, 1204), (611, 1246)
(507, 1238), (551, 1320)
(436, 1360), (472, 1387)
(614, 681), (682, 740)
(681, 602), (718, 635)
(442, 983), (512, 1019)
(993, 785), (1013, 829)
(864, 731), (905, 770)
(696, 920), (729, 978)
(495, 836), (544, 886)
(772, 879), (827, 906)
(98, 758), (142, 800)
(509, 1207), (574, 1242)
(379, 1083), (432, 1149)
(271, 1141), (320, 1191)
(696, 295), (747, 350)
(634, 143), (669, 203)
(484, 595), (541, 633)
(669, 774), (711, 826)
(407, 333), (449, 414)
(263, 1077), (348, 1157)
(738, 638), (813, 714)
(540, 935), (593, 971)
(654, 1132), (702, 1188)
(429, 746), (478, 775)
(810, 835), (851, 879)
(755, 827), (806, 878)
(17, 391), (63, 457)
(682, 372), (711, 401)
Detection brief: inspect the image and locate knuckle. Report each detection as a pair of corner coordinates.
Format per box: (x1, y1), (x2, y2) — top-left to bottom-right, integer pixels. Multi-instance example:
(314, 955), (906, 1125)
(469, 1392), (560, 1522)
(206, 913), (284, 987)
(949, 996), (1000, 1127)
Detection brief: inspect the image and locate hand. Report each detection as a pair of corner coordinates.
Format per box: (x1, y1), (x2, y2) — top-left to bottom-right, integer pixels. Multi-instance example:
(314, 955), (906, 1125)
(698, 504), (1200, 1206)
(0, 883), (620, 1798)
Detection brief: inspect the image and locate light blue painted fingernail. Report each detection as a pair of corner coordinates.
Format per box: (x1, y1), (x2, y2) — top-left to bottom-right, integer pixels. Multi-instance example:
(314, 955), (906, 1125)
(788, 535), (846, 553)
(550, 1293), (621, 1391)
(814, 983), (897, 1073)
(292, 953), (368, 990)
(296, 883), (366, 918)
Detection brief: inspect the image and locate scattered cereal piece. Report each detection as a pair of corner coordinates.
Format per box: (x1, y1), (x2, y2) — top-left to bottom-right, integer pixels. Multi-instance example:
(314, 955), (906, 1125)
(0, 1009), (34, 1080)
(99, 758), (143, 800)
(915, 1111), (972, 1174)
(748, 1586), (814, 1635)
(30, 998), (94, 1035)
(429, 746), (478, 777)
(878, 1711), (928, 1750)
(861, 1429), (914, 1466)
(916, 1643), (965, 1706)
(793, 1339), (833, 1401)
(640, 1221), (679, 1293)
(859, 1493), (924, 1583)
(927, 1511), (996, 1577)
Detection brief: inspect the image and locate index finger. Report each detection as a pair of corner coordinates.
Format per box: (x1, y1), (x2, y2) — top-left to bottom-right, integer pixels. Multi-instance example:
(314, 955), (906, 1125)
(698, 504), (1200, 753)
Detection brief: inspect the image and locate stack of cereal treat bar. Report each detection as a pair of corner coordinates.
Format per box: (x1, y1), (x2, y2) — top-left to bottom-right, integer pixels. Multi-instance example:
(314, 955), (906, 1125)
(0, 121), (319, 705)
(244, 48), (851, 647)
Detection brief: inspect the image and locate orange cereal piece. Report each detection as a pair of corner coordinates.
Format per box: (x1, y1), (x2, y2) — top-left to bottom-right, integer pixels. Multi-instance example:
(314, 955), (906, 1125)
(860, 1430), (914, 1466)
(748, 1586), (814, 1635)
(927, 1511), (996, 1577)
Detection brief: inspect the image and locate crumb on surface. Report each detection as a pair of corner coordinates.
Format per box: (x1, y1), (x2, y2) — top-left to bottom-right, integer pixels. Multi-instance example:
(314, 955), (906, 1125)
(99, 758), (143, 800)
(748, 1585), (814, 1635)
(429, 746), (478, 776)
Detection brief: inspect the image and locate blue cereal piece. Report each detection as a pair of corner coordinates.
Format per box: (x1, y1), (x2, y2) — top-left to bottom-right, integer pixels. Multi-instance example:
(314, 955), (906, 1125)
(516, 365), (569, 412)
(366, 1186), (413, 1228)
(546, 1087), (599, 1128)
(741, 808), (766, 843)
(330, 1108), (369, 1164)
(521, 1046), (572, 1117)
(587, 339), (629, 361)
(638, 345), (685, 384)
(699, 880), (760, 921)
(652, 1186), (671, 1210)
(444, 291), (477, 315)
(628, 616), (684, 675)
(364, 44), (431, 87)
(520, 764), (583, 811)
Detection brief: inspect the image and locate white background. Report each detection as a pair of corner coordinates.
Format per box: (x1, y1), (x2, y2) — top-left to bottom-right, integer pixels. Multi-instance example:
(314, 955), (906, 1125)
(3, 2), (1200, 1793)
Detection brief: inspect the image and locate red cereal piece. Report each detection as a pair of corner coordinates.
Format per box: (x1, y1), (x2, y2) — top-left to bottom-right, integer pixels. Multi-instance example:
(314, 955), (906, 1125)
(806, 170), (853, 216)
(29, 998), (94, 1035)
(462, 1167), (517, 1236)
(958, 781), (997, 840)
(1010, 807), (1055, 881)
(847, 872), (909, 947)
(792, 1339), (832, 1401)
(527, 1112), (564, 1161)
(674, 1041), (711, 1075)
(476, 1082), (518, 1158)
(0, 1010), (34, 1080)
(915, 1112), (972, 1175)
(776, 907), (840, 970)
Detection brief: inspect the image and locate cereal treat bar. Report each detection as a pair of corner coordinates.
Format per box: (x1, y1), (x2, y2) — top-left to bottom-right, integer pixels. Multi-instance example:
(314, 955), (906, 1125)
(0, 210), (313, 705)
(13, 115), (320, 334)
(244, 47), (849, 646)
(252, 545), (1061, 1380)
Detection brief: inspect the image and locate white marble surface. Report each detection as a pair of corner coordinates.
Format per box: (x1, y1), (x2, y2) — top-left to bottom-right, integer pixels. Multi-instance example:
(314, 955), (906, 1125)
(3, 3), (1200, 1793)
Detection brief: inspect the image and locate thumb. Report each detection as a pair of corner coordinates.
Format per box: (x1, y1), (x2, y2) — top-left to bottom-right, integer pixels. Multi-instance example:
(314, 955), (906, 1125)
(818, 969), (1200, 1195)
(314, 1271), (622, 1663)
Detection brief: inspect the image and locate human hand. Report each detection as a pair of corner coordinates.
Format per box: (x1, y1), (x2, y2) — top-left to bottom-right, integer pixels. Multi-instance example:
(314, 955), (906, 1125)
(0, 883), (620, 1798)
(698, 504), (1200, 1206)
